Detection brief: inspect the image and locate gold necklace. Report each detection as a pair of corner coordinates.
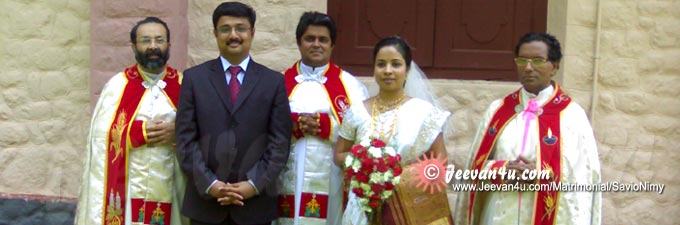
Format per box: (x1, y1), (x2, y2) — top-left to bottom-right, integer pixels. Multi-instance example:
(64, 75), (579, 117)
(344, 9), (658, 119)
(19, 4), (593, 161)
(370, 95), (406, 142)
(375, 94), (406, 114)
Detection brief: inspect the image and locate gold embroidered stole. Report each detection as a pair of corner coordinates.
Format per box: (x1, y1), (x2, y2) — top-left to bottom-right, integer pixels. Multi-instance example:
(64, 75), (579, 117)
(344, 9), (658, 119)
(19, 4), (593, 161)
(102, 65), (180, 225)
(468, 84), (570, 225)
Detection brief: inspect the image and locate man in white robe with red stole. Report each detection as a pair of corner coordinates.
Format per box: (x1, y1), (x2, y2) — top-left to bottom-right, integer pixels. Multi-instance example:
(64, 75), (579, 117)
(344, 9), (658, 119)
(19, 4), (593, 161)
(455, 33), (601, 225)
(75, 17), (188, 225)
(276, 12), (368, 225)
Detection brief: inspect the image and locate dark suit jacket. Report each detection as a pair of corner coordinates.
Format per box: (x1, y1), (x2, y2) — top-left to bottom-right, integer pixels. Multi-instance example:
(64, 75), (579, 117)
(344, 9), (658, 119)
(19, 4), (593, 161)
(175, 57), (292, 224)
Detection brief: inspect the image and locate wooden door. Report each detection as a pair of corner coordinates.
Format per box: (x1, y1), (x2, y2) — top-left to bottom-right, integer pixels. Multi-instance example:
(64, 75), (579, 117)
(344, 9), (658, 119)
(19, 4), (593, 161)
(329, 0), (547, 80)
(328, 0), (435, 77)
(433, 0), (548, 80)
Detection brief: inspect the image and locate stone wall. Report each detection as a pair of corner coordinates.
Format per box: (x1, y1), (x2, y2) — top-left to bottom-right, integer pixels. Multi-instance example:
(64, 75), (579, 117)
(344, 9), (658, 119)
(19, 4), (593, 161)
(90, 0), (189, 105)
(591, 1), (680, 224)
(0, 0), (90, 200)
(0, 0), (90, 223)
(187, 0), (326, 69)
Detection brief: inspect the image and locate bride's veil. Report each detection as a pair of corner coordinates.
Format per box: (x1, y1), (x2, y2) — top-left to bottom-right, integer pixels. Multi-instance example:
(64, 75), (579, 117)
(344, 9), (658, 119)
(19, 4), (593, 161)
(367, 61), (452, 135)
(367, 61), (445, 111)
(404, 61), (444, 110)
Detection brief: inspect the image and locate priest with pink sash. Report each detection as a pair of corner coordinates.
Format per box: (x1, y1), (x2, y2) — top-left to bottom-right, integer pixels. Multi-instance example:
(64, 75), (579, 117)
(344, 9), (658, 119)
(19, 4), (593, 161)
(455, 33), (601, 225)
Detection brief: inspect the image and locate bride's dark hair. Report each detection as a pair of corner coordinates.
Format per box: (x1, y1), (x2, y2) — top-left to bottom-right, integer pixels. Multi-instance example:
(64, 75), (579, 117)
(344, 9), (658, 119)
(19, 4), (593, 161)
(372, 36), (412, 70)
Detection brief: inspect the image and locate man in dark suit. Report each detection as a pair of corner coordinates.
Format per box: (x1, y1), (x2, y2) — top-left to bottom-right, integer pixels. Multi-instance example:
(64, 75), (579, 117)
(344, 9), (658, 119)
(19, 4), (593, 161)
(175, 2), (292, 225)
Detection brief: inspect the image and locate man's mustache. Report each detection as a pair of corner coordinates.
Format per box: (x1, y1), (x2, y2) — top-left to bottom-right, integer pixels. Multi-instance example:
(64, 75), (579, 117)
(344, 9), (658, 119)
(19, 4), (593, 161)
(145, 48), (163, 57)
(227, 39), (243, 45)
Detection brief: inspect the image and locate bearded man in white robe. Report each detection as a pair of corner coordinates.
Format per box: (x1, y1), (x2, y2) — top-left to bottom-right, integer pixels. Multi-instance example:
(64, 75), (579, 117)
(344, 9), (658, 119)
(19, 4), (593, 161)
(75, 17), (187, 225)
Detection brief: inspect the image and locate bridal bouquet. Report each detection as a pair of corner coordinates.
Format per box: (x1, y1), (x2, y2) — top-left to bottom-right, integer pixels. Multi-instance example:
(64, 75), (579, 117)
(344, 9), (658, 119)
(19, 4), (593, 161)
(344, 138), (403, 220)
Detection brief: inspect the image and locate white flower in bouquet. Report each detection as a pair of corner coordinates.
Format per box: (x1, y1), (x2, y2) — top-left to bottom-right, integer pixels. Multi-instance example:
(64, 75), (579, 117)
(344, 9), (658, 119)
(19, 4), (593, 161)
(385, 147), (397, 157)
(344, 155), (355, 169)
(360, 139), (371, 148)
(368, 146), (382, 158)
(383, 171), (394, 182)
(358, 198), (370, 211)
(370, 172), (385, 183)
(381, 190), (394, 199)
(360, 183), (371, 192)
(351, 159), (361, 172)
(350, 180), (359, 188)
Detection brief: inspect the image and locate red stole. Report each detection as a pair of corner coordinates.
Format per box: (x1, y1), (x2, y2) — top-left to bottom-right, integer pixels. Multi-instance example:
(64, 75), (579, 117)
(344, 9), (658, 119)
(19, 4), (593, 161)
(468, 83), (571, 225)
(284, 61), (351, 123)
(102, 65), (180, 225)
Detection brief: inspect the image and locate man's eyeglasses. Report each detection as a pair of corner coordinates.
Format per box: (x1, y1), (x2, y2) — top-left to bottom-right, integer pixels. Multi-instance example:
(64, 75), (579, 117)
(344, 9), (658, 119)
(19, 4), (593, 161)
(138, 37), (167, 46)
(514, 57), (549, 67)
(218, 25), (251, 34)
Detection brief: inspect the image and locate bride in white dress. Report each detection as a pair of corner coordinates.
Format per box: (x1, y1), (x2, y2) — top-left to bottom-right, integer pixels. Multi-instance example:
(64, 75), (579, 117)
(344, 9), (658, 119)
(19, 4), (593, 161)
(333, 36), (453, 225)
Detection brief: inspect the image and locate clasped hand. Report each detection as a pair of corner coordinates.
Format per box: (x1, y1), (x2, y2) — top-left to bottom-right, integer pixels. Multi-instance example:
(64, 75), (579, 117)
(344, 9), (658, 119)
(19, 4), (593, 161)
(298, 113), (321, 135)
(208, 181), (257, 206)
(505, 156), (539, 184)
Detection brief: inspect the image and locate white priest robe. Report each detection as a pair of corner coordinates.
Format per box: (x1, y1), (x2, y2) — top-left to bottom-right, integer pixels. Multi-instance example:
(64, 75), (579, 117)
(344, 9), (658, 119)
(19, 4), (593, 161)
(75, 66), (188, 225)
(455, 84), (601, 225)
(276, 62), (368, 225)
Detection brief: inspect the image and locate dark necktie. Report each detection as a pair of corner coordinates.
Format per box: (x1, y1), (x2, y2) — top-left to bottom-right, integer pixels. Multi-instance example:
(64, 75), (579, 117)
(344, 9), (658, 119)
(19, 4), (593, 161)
(228, 66), (242, 104)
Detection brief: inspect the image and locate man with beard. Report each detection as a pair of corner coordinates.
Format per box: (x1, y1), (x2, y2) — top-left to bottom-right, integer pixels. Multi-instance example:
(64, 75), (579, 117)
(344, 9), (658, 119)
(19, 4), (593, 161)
(75, 17), (188, 225)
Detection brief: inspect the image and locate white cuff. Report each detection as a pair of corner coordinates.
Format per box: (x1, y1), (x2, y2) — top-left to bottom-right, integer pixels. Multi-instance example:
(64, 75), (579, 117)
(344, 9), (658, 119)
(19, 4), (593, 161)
(248, 179), (259, 195)
(205, 179), (218, 194)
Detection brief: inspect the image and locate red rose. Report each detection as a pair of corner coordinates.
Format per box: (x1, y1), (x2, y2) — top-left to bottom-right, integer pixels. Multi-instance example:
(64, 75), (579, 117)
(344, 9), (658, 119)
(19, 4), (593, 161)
(344, 169), (355, 180)
(370, 193), (382, 201)
(350, 144), (363, 155)
(369, 200), (381, 209)
(393, 164), (403, 176)
(370, 139), (387, 148)
(352, 187), (364, 197)
(371, 183), (384, 193)
(385, 182), (395, 190)
(351, 145), (368, 159)
(361, 157), (375, 171)
(376, 160), (389, 173)
(388, 155), (400, 166)
(356, 172), (369, 183)
(356, 148), (368, 158)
